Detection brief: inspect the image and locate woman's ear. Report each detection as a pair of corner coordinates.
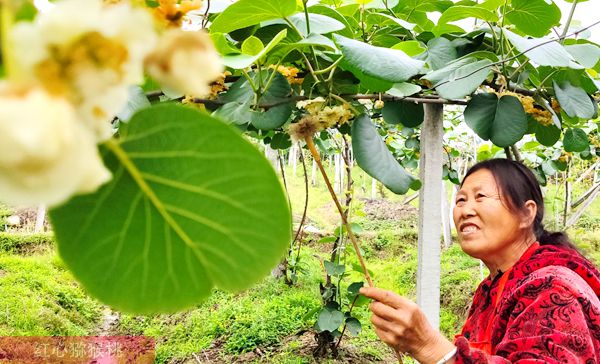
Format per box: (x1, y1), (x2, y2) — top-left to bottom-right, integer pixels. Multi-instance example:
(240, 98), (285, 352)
(520, 200), (537, 228)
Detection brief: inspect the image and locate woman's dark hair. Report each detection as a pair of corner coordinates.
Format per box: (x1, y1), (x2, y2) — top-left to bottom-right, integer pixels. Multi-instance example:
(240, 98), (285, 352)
(461, 158), (574, 248)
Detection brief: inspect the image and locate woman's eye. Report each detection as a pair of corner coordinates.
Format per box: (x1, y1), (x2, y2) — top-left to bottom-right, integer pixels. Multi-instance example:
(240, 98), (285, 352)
(476, 193), (487, 199)
(455, 198), (465, 204)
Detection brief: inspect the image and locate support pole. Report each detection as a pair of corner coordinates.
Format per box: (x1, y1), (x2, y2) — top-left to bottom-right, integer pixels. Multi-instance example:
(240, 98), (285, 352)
(416, 103), (443, 330)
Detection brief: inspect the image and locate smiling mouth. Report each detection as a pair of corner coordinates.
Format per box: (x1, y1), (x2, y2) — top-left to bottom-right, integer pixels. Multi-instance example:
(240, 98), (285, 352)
(460, 224), (480, 235)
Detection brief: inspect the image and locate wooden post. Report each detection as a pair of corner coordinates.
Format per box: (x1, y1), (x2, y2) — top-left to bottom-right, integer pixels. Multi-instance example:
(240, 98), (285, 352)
(441, 182), (452, 248)
(34, 204), (46, 232)
(371, 177), (377, 199)
(416, 103), (443, 330)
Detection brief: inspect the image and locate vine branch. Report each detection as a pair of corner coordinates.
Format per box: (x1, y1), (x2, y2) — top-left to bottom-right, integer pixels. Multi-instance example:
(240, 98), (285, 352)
(304, 136), (373, 287)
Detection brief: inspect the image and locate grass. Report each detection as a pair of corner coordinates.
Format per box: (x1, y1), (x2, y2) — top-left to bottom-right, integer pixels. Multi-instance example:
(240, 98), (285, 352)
(0, 232), (54, 254)
(0, 253), (102, 336)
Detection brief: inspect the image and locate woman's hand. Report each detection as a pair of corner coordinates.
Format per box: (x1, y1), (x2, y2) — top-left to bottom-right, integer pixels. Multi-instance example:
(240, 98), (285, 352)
(360, 287), (455, 363)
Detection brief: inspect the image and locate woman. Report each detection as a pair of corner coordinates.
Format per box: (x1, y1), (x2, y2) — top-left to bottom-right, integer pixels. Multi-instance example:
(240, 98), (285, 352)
(360, 159), (600, 363)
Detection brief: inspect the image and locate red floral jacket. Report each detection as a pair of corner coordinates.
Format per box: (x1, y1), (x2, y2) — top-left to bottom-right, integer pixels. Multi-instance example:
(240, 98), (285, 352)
(454, 243), (600, 363)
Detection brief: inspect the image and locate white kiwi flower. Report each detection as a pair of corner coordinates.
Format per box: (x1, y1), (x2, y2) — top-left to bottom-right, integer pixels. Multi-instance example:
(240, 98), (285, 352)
(0, 84), (111, 207)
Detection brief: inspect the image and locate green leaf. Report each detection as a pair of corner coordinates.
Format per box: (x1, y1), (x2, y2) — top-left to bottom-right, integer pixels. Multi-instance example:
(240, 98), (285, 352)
(423, 58), (492, 99)
(382, 100), (424, 127)
(213, 101), (254, 125)
(334, 35), (424, 83)
(210, 0), (297, 33)
(565, 44), (600, 69)
(223, 29), (288, 69)
(464, 93), (528, 147)
(324, 261), (346, 276)
(296, 33), (337, 49)
(438, 6), (498, 24)
(220, 70), (291, 105)
(241, 36), (264, 56)
(318, 236), (337, 244)
(347, 282), (364, 296)
(210, 33), (242, 56)
(287, 12), (345, 37)
(386, 83), (422, 97)
(534, 123), (561, 147)
(553, 80), (595, 119)
(251, 103), (293, 130)
(391, 41), (426, 57)
(375, 13), (417, 31)
(316, 307), (344, 332)
(345, 317), (362, 336)
(563, 128), (589, 152)
(306, 5), (355, 38)
(270, 132), (292, 149)
(352, 114), (416, 194)
(49, 104), (291, 314)
(426, 37), (458, 71)
(503, 30), (579, 68)
(505, 0), (560, 37)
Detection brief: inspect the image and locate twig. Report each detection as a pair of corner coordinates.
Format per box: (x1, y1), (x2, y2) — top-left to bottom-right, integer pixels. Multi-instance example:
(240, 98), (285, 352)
(560, 0), (578, 42)
(201, 0), (210, 29)
(304, 136), (373, 287)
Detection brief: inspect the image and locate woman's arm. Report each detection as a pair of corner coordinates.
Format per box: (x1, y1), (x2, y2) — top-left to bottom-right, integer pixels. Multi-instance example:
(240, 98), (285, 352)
(361, 265), (600, 364)
(360, 287), (457, 363)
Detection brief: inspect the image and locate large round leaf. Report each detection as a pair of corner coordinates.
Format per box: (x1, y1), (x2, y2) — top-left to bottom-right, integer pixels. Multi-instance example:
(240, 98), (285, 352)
(553, 80), (595, 119)
(563, 128), (589, 152)
(210, 0), (296, 34)
(352, 114), (416, 194)
(565, 44), (600, 69)
(438, 5), (499, 24)
(316, 307), (344, 333)
(535, 123), (561, 147)
(426, 37), (458, 71)
(504, 30), (578, 68)
(505, 0), (560, 37)
(423, 57), (492, 100)
(334, 34), (424, 83)
(50, 104), (291, 313)
(464, 93), (527, 147)
(251, 103), (293, 130)
(381, 100), (424, 127)
(287, 12), (345, 37)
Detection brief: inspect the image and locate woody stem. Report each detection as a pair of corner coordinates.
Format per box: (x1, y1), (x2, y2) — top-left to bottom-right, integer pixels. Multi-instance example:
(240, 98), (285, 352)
(304, 136), (373, 287)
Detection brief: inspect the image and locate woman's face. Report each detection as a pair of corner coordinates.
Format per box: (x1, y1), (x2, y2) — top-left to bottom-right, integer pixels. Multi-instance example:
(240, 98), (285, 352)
(452, 169), (531, 261)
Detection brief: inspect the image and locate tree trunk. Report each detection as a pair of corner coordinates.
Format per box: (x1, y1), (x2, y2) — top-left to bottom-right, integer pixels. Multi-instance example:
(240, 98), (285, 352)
(34, 204), (46, 232)
(311, 159), (318, 187)
(264, 144), (278, 169)
(563, 165), (571, 228)
(334, 153), (341, 193)
(371, 178), (377, 199)
(416, 103), (443, 330)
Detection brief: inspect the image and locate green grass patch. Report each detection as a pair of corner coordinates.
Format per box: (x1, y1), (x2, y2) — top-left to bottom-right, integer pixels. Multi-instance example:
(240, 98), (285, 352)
(0, 253), (102, 336)
(0, 232), (54, 254)
(114, 278), (321, 363)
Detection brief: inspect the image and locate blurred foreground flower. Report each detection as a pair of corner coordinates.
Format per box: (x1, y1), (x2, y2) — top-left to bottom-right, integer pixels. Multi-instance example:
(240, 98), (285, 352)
(145, 28), (223, 97)
(10, 0), (157, 140)
(0, 85), (110, 207)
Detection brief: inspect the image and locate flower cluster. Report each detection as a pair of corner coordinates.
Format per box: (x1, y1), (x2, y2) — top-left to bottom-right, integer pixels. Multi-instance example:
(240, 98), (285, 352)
(499, 91), (553, 126)
(288, 98), (355, 140)
(270, 65), (303, 85)
(0, 0), (223, 207)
